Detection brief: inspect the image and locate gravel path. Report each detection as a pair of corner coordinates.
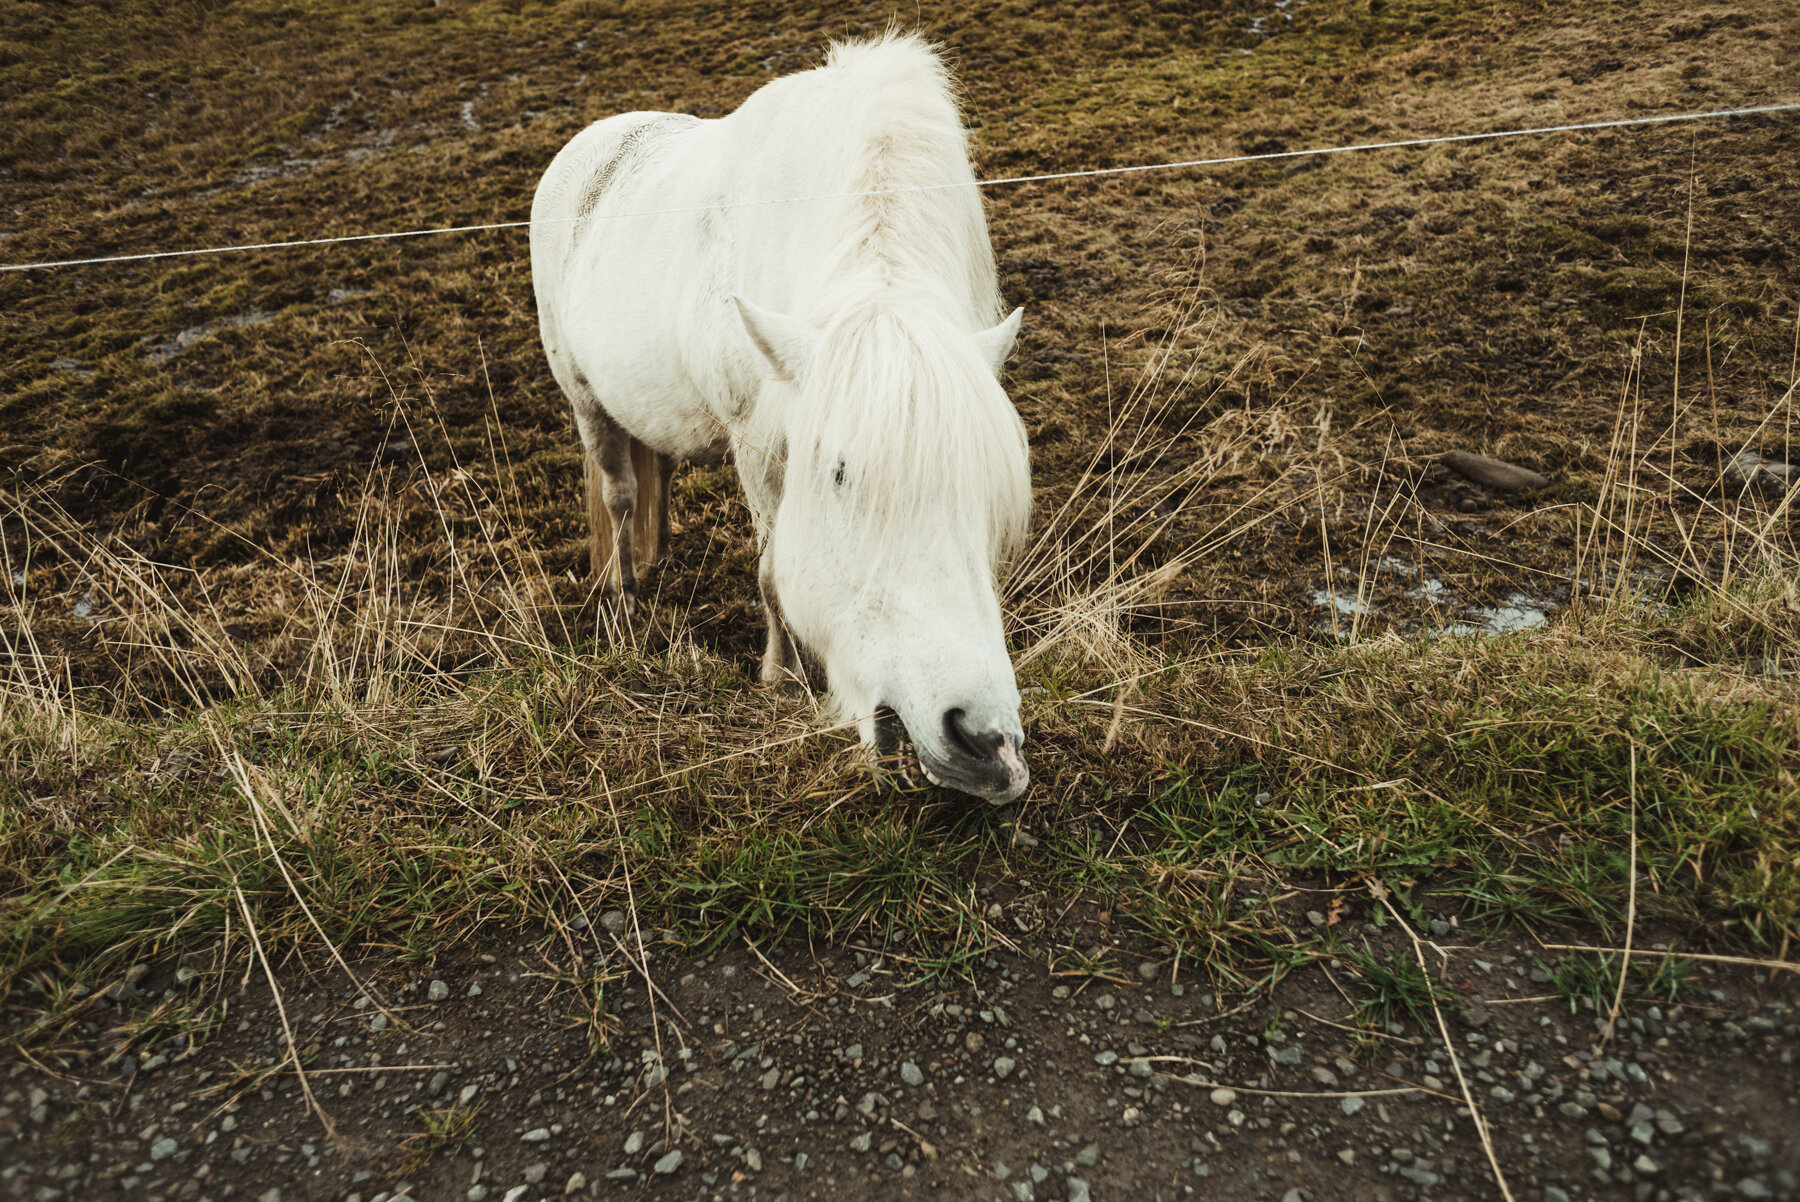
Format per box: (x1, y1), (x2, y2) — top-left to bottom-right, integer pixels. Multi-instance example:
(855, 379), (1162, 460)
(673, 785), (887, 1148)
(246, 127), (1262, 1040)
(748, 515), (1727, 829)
(4, 923), (1797, 1201)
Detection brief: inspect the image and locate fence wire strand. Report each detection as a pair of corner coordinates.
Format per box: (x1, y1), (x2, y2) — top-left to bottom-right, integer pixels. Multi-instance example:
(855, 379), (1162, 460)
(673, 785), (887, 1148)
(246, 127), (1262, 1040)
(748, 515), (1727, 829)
(2, 100), (1796, 274)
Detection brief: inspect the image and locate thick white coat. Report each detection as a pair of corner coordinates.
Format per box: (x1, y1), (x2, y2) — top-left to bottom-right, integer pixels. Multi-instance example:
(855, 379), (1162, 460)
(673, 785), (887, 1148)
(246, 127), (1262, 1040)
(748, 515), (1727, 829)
(531, 35), (1032, 799)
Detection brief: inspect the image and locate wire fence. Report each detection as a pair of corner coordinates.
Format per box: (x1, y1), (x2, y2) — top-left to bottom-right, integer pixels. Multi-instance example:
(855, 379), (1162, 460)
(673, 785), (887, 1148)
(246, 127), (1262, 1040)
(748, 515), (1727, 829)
(2, 101), (1796, 275)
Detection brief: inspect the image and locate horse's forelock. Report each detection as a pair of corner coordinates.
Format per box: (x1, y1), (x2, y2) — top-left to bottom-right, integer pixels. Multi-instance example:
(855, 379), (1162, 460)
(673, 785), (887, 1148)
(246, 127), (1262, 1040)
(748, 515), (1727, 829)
(787, 305), (1031, 574)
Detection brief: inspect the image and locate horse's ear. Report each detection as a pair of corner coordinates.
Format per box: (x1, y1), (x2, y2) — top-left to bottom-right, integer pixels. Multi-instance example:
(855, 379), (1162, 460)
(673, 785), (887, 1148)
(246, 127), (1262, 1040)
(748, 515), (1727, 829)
(972, 307), (1024, 375)
(734, 297), (819, 382)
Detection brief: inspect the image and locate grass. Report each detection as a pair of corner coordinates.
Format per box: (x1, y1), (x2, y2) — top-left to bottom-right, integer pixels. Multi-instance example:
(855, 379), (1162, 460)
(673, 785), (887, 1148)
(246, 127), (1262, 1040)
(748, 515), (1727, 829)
(2, 0), (1798, 1066)
(4, 305), (1796, 1056)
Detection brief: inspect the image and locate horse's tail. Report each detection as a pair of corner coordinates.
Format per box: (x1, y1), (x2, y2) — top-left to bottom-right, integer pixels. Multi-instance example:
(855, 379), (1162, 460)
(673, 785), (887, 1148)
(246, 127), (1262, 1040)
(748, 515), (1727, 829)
(584, 451), (618, 585)
(630, 437), (670, 571)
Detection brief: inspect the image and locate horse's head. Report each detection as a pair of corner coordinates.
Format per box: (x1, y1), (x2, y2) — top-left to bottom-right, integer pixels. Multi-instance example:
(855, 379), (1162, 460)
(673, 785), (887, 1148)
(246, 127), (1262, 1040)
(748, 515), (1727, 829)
(736, 297), (1032, 803)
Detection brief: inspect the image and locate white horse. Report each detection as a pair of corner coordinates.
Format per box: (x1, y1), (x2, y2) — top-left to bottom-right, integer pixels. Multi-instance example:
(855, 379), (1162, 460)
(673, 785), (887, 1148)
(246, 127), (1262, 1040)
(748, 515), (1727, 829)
(530, 33), (1031, 803)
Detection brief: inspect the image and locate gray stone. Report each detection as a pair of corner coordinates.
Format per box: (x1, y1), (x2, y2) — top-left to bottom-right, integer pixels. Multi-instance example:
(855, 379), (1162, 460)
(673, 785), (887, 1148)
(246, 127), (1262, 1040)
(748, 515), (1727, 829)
(850, 1132), (872, 1153)
(427, 980), (449, 1002)
(1725, 452), (1796, 498)
(1340, 1095), (1365, 1117)
(1310, 1066), (1339, 1087)
(1269, 1045), (1303, 1066)
(1441, 450), (1550, 493)
(523, 1163), (547, 1184)
(1209, 1088), (1237, 1107)
(563, 1173), (586, 1195)
(1739, 1181), (1772, 1200)
(599, 909), (627, 934)
(744, 1148), (762, 1172)
(521, 1128), (550, 1143)
(993, 1056), (1017, 1079)
(501, 1188), (528, 1202)
(652, 1150), (683, 1176)
(1543, 1189), (1571, 1202)
(624, 1131), (644, 1155)
(427, 1071), (448, 1098)
(1067, 1177), (1091, 1202)
(759, 1067), (780, 1090)
(149, 1138), (178, 1161)
(900, 1061), (924, 1087)
(1075, 1142), (1100, 1166)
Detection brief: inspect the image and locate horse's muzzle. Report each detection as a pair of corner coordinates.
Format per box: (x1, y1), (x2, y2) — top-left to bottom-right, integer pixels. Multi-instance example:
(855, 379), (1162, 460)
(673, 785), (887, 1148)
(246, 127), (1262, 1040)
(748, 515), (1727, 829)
(920, 708), (1029, 804)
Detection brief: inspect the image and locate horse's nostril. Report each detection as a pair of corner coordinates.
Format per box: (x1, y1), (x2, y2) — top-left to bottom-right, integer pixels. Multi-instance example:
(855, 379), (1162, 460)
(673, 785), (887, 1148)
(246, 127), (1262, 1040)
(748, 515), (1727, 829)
(943, 708), (1000, 761)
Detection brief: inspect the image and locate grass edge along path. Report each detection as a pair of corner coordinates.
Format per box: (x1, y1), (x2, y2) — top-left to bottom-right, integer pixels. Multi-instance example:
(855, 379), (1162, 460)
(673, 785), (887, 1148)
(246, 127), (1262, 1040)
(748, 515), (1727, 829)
(3, 565), (1796, 1057)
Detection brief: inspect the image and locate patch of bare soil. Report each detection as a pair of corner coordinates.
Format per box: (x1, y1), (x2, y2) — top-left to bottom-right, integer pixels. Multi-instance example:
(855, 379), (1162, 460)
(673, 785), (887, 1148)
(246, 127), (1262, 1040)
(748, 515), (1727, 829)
(5, 926), (1796, 1202)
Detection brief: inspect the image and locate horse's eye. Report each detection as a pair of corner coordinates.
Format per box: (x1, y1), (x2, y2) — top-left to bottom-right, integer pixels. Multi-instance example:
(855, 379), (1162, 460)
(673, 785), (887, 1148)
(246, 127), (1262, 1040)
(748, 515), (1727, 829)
(832, 460), (847, 488)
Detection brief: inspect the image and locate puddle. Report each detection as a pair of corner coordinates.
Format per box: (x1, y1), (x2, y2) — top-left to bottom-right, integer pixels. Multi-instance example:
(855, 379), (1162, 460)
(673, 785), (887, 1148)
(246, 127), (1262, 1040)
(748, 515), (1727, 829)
(1307, 587), (1374, 618)
(1245, 0), (1305, 43)
(1308, 557), (1559, 639)
(1466, 594), (1552, 635)
(327, 288), (377, 304)
(141, 309), (273, 365)
(231, 158), (325, 187)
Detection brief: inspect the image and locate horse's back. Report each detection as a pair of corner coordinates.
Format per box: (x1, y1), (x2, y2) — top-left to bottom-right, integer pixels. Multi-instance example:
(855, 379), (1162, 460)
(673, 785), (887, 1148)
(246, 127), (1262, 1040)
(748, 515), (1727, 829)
(531, 33), (996, 460)
(530, 110), (699, 312)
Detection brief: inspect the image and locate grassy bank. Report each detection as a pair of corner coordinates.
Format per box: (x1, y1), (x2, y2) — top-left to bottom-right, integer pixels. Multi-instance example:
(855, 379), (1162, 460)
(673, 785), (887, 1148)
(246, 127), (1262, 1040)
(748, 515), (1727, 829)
(5, 402), (1797, 1049)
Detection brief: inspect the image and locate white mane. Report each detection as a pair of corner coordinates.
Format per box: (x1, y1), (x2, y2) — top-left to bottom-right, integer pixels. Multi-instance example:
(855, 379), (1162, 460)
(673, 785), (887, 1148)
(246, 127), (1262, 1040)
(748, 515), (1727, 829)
(787, 35), (1030, 571)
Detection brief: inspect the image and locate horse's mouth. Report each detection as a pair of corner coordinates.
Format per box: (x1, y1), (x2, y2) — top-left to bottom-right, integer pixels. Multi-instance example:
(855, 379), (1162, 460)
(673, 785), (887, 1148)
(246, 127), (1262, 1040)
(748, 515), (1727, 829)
(916, 738), (1028, 805)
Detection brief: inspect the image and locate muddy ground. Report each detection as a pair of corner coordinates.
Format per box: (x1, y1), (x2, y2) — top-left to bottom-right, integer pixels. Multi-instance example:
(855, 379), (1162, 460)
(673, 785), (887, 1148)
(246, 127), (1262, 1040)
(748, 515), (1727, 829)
(3, 0), (1797, 658)
(5, 919), (1798, 1202)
